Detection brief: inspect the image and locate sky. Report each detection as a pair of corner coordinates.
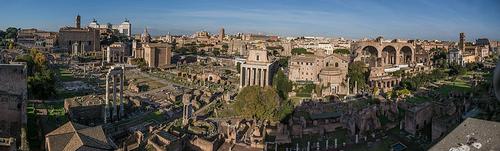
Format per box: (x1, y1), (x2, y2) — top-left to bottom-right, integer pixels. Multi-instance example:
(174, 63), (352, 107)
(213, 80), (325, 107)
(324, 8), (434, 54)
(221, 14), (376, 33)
(1, 0), (499, 41)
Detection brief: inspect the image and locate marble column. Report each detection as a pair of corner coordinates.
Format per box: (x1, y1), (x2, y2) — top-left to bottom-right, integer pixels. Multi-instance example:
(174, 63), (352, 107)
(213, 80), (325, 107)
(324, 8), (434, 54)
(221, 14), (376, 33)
(240, 67), (245, 87)
(120, 70), (124, 118)
(246, 68), (251, 86)
(249, 68), (254, 86)
(260, 69), (266, 86)
(112, 75), (117, 121)
(104, 76), (109, 123)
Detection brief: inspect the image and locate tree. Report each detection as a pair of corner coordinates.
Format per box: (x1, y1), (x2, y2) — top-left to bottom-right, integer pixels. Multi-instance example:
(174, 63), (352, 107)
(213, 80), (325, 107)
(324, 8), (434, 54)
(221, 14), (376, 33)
(13, 49), (56, 99)
(213, 49), (220, 56)
(28, 70), (56, 99)
(5, 27), (18, 39)
(273, 69), (293, 100)
(291, 48), (312, 55)
(0, 30), (5, 39)
(233, 86), (292, 121)
(222, 44), (229, 50)
(449, 63), (466, 76)
(15, 54), (35, 75)
(277, 57), (289, 68)
(131, 58), (147, 69)
(348, 61), (369, 90)
(8, 42), (14, 49)
(333, 49), (350, 55)
(236, 62), (241, 73)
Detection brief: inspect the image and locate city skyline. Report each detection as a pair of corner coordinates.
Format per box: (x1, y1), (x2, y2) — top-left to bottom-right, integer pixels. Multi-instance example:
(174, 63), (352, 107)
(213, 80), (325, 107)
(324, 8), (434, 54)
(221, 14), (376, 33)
(1, 0), (499, 41)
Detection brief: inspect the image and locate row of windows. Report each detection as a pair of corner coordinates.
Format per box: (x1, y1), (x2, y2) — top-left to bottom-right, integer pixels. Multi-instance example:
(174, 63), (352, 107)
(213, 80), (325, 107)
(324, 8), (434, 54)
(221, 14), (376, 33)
(295, 61), (342, 67)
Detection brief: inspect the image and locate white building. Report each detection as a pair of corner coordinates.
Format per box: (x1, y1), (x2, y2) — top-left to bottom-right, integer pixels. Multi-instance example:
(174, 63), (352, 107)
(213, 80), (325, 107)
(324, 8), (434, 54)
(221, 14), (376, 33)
(89, 19), (132, 37)
(239, 50), (277, 89)
(448, 48), (464, 66)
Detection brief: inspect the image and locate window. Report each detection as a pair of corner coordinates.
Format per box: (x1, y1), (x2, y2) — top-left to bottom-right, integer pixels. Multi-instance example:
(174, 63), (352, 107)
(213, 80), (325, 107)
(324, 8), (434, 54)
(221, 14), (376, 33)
(256, 55), (260, 61)
(335, 62), (339, 67)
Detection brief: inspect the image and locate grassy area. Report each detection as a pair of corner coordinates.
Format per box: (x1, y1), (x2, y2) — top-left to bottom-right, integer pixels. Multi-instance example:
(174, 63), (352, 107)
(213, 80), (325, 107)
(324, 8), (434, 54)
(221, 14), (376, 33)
(437, 78), (471, 96)
(58, 68), (75, 82)
(290, 96), (305, 106)
(294, 83), (315, 97)
(405, 96), (429, 104)
(27, 102), (68, 150)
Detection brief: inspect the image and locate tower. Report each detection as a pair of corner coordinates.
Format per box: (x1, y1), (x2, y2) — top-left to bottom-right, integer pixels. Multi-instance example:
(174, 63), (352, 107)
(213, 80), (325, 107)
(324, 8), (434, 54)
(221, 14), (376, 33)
(76, 14), (81, 28)
(141, 27), (151, 43)
(219, 27), (225, 41)
(459, 32), (465, 51)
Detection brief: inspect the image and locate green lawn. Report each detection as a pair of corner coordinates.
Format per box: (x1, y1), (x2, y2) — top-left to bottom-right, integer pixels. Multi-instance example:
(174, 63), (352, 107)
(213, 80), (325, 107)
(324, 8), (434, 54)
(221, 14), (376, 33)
(437, 78), (471, 96)
(59, 68), (75, 82)
(405, 96), (429, 105)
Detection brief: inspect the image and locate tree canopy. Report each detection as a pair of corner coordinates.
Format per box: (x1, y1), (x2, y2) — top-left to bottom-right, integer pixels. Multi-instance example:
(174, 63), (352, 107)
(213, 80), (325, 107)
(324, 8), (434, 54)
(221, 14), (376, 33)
(15, 49), (56, 99)
(273, 69), (293, 100)
(348, 61), (369, 90)
(233, 86), (293, 122)
(291, 48), (313, 55)
(333, 49), (350, 55)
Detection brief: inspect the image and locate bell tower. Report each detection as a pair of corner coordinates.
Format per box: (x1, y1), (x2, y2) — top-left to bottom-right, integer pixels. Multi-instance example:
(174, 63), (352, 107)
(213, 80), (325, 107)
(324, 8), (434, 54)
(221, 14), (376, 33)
(76, 14), (81, 28)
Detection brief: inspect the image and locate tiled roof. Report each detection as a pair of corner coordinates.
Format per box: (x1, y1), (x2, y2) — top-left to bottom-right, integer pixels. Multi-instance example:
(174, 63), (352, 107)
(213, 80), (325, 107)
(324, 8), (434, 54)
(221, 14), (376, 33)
(45, 122), (115, 151)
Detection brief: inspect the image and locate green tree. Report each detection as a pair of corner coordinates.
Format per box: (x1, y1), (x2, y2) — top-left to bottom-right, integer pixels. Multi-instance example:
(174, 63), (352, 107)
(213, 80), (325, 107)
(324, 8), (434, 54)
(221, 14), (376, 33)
(5, 27), (18, 39)
(273, 69), (292, 100)
(333, 49), (350, 55)
(222, 44), (229, 50)
(8, 42), (14, 49)
(348, 61), (369, 90)
(15, 54), (35, 75)
(28, 70), (56, 99)
(0, 30), (5, 39)
(236, 62), (241, 73)
(291, 48), (312, 55)
(131, 58), (147, 69)
(277, 57), (289, 67)
(233, 86), (281, 121)
(213, 49), (220, 56)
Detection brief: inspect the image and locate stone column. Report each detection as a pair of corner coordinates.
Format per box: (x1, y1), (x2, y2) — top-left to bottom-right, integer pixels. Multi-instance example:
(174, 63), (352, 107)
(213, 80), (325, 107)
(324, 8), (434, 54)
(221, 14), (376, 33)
(246, 67), (251, 86)
(335, 138), (337, 149)
(260, 68), (265, 87)
(120, 69), (124, 118)
(355, 134), (359, 144)
(251, 68), (255, 86)
(396, 50), (401, 65)
(264, 69), (268, 86)
(326, 140), (329, 149)
(240, 67), (245, 88)
(112, 75), (117, 121)
(411, 49), (415, 65)
(104, 76), (109, 123)
(347, 78), (350, 95)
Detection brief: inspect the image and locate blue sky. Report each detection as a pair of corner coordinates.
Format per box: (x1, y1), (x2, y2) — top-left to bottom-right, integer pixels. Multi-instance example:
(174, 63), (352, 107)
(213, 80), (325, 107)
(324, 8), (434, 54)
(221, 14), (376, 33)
(1, 0), (499, 41)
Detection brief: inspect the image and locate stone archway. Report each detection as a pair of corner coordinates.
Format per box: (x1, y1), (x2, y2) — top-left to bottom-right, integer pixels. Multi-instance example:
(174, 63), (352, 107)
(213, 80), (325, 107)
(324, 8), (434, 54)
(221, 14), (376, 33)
(400, 46), (413, 65)
(382, 46), (397, 66)
(361, 46), (379, 67)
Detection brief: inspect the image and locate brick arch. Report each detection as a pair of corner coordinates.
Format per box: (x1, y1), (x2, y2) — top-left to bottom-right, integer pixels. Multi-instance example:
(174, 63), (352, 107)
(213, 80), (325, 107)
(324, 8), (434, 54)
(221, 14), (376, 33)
(400, 46), (414, 65)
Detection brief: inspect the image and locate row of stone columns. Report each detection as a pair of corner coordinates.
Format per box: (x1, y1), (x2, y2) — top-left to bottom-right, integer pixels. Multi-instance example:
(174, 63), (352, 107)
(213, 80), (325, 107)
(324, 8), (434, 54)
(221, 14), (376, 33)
(104, 66), (125, 124)
(371, 80), (398, 89)
(240, 66), (268, 88)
